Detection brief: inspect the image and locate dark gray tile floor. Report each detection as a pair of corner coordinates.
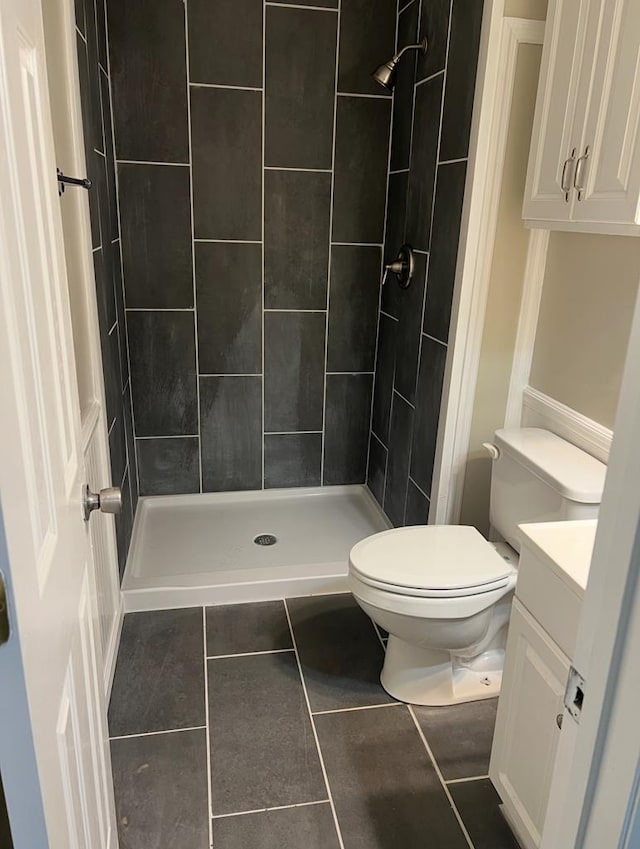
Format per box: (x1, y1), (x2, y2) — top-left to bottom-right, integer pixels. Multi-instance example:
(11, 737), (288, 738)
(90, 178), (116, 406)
(108, 594), (514, 849)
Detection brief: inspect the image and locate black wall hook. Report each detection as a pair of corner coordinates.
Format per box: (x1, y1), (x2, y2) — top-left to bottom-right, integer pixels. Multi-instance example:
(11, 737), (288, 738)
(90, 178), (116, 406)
(57, 168), (92, 196)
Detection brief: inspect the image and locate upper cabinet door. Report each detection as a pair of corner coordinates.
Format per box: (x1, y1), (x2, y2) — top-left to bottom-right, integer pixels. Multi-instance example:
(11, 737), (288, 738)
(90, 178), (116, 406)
(522, 0), (591, 224)
(572, 0), (640, 230)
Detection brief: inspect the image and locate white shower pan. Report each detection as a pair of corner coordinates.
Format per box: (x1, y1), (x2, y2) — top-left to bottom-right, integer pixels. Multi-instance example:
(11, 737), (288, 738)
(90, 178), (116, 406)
(122, 485), (390, 611)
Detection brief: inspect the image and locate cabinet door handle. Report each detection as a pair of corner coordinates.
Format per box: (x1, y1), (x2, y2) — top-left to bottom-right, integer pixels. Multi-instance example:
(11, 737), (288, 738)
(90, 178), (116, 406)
(574, 145), (591, 201)
(556, 712), (564, 730)
(561, 148), (577, 201)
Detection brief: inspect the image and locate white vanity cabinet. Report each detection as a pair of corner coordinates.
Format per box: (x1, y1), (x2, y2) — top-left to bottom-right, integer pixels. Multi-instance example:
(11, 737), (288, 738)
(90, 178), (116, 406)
(523, 0), (640, 234)
(489, 520), (597, 849)
(489, 599), (568, 849)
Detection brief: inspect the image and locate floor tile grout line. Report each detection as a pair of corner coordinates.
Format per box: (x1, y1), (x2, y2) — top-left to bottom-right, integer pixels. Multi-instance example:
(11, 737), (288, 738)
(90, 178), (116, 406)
(371, 620), (387, 653)
(407, 705), (476, 849)
(445, 775), (490, 785)
(283, 599), (346, 849)
(202, 607), (214, 844)
(206, 648), (294, 660)
(109, 725), (206, 742)
(211, 799), (332, 821)
(312, 702), (401, 716)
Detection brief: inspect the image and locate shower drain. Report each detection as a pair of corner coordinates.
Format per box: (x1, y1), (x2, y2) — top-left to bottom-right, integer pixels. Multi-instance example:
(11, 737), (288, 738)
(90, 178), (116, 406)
(254, 533), (278, 546)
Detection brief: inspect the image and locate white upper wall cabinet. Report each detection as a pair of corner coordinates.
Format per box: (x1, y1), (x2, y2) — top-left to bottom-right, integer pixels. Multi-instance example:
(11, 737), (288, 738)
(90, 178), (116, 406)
(523, 0), (640, 234)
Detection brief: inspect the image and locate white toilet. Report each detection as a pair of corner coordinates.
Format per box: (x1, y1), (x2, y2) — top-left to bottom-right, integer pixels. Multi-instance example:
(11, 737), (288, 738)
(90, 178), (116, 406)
(349, 428), (606, 706)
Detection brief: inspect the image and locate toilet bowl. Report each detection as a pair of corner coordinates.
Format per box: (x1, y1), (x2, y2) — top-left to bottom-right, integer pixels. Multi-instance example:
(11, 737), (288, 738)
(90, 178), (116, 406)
(349, 525), (518, 706)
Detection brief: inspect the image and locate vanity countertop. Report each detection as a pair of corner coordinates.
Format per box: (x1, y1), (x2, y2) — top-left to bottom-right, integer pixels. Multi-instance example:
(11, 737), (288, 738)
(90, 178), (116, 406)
(515, 519), (597, 658)
(518, 519), (597, 598)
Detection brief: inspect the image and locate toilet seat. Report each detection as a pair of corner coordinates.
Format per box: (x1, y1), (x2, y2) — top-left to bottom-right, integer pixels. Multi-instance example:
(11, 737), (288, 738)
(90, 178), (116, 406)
(349, 525), (516, 599)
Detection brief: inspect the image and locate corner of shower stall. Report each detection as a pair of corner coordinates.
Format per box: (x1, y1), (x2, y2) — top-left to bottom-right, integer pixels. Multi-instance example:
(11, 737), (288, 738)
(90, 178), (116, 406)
(121, 485), (391, 612)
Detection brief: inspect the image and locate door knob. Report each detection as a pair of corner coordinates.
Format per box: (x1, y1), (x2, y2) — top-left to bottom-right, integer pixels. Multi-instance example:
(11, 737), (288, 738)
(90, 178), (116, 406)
(82, 484), (122, 521)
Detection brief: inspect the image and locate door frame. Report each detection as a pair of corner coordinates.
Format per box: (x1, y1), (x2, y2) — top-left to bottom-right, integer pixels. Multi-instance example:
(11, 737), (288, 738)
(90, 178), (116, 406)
(428, 1), (547, 525)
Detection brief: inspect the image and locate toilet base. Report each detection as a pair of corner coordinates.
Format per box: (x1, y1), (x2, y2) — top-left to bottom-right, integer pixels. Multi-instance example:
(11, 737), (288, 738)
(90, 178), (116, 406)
(381, 635), (504, 706)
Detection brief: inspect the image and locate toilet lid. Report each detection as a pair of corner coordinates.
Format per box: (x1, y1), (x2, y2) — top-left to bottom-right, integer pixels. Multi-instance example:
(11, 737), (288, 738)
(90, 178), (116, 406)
(349, 525), (516, 597)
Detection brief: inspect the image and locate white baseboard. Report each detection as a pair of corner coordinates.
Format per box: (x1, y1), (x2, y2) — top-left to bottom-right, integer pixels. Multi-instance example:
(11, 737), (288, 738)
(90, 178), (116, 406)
(522, 386), (612, 463)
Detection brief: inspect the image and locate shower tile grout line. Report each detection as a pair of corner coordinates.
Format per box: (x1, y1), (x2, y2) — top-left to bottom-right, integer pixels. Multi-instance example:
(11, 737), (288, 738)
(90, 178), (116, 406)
(319, 0), (342, 487)
(264, 165), (332, 173)
(265, 429), (322, 435)
(189, 81), (262, 92)
(375, 0), (410, 508)
(211, 799), (332, 821)
(403, 0), (454, 524)
(195, 238), (262, 244)
(408, 474), (430, 503)
(183, 0), (204, 494)
(264, 1), (338, 10)
(261, 0), (266, 489)
(365, 0), (398, 496)
(332, 241), (384, 247)
(424, 330), (447, 348)
(439, 156), (468, 166)
(394, 386), (415, 410)
(407, 705), (477, 849)
(399, 0), (427, 525)
(398, 0), (414, 16)
(337, 91), (392, 100)
(135, 433), (199, 440)
(103, 0), (141, 501)
(283, 599), (346, 849)
(414, 67), (445, 88)
(202, 607), (214, 842)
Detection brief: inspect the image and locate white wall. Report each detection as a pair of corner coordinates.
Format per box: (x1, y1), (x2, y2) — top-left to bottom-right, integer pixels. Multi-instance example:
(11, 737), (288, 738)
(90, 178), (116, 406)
(529, 232), (640, 430)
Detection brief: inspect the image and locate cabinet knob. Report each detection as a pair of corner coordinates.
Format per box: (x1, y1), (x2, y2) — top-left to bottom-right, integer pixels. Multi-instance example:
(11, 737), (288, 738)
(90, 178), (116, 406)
(556, 712), (564, 730)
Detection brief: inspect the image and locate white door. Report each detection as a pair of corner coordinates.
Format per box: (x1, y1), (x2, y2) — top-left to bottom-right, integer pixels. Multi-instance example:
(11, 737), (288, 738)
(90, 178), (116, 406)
(572, 0), (640, 227)
(0, 0), (118, 847)
(522, 0), (589, 224)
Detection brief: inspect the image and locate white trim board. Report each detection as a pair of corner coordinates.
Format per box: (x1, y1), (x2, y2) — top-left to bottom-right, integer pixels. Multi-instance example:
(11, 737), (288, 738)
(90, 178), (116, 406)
(429, 11), (546, 525)
(521, 385), (612, 463)
(503, 228), (549, 428)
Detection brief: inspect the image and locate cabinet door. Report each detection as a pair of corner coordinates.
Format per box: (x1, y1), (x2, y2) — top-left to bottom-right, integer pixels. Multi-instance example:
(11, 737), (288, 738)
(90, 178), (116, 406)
(572, 0), (640, 229)
(522, 0), (591, 224)
(489, 599), (569, 849)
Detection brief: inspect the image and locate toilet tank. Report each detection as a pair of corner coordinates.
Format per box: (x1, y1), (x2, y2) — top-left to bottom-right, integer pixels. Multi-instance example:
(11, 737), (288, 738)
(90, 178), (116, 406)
(489, 428), (607, 552)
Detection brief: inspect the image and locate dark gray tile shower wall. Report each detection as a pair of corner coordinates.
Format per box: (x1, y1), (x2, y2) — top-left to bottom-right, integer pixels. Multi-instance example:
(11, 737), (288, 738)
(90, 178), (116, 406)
(74, 0), (138, 579)
(368, 0), (484, 526)
(106, 0), (397, 496)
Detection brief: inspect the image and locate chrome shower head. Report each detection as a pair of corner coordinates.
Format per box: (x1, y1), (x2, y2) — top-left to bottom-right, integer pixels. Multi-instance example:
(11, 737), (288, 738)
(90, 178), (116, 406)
(371, 37), (428, 90)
